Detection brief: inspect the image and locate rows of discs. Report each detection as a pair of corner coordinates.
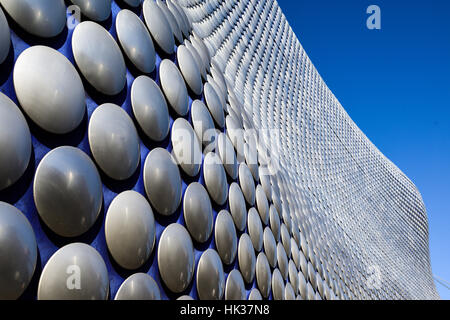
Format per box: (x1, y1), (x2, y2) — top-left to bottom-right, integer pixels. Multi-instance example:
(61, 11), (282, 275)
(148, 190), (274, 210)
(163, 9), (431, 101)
(0, 0), (329, 300)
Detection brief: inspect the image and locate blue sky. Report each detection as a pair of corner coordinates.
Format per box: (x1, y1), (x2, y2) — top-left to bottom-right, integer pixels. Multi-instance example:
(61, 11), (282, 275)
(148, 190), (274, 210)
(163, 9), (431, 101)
(276, 0), (450, 299)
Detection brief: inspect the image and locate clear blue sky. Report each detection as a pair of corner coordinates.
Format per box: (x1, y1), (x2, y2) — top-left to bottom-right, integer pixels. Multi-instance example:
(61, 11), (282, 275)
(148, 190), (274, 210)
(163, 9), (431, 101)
(276, 0), (450, 299)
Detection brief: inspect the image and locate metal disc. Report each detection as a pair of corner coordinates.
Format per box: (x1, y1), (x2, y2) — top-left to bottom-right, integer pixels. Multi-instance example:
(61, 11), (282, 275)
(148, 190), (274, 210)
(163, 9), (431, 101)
(269, 205), (281, 242)
(183, 182), (213, 243)
(156, 0), (183, 44)
(248, 288), (263, 300)
(34, 146), (103, 237)
(131, 75), (170, 142)
(238, 233), (256, 284)
(105, 191), (156, 270)
(214, 210), (237, 265)
(263, 227), (277, 269)
(177, 44), (202, 96)
(288, 259), (298, 295)
(159, 59), (189, 116)
(88, 103), (140, 180)
(171, 117), (202, 177)
(116, 9), (156, 73)
(256, 252), (271, 298)
(255, 185), (269, 225)
(204, 82), (224, 128)
(38, 243), (109, 300)
(115, 273), (160, 300)
(158, 223), (194, 293)
(0, 202), (37, 299)
(0, 93), (31, 191)
(1, 0), (66, 38)
(203, 152), (228, 206)
(280, 223), (291, 259)
(225, 269), (245, 300)
(217, 133), (238, 179)
(143, 0), (175, 55)
(285, 282), (296, 300)
(191, 99), (216, 147)
(271, 268), (284, 300)
(277, 242), (288, 280)
(239, 163), (256, 206)
(13, 46), (85, 134)
(0, 7), (10, 64)
(228, 182), (247, 232)
(72, 21), (126, 95)
(247, 207), (263, 252)
(196, 249), (225, 300)
(143, 148), (182, 216)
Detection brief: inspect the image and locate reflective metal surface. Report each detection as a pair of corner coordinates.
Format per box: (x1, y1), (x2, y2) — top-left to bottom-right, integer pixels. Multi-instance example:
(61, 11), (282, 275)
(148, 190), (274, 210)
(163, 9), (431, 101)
(116, 9), (156, 74)
(191, 99), (216, 147)
(225, 269), (245, 300)
(271, 268), (284, 300)
(183, 182), (213, 243)
(255, 185), (269, 225)
(159, 59), (188, 116)
(256, 252), (271, 298)
(14, 46), (85, 134)
(288, 260), (298, 295)
(89, 103), (140, 180)
(263, 227), (277, 268)
(228, 182), (247, 232)
(72, 21), (126, 95)
(70, 0), (111, 22)
(214, 210), (237, 265)
(0, 93), (31, 191)
(269, 205), (281, 242)
(248, 288), (263, 300)
(239, 163), (256, 206)
(115, 273), (160, 300)
(131, 75), (170, 142)
(0, 202), (37, 299)
(298, 270), (307, 299)
(238, 233), (256, 284)
(285, 282), (296, 300)
(277, 242), (288, 280)
(105, 191), (155, 270)
(34, 146), (103, 237)
(217, 133), (238, 179)
(1, 0), (66, 38)
(196, 249), (225, 300)
(203, 152), (228, 205)
(38, 243), (109, 300)
(177, 44), (202, 96)
(204, 82), (225, 128)
(247, 207), (263, 252)
(156, 0), (183, 44)
(143, 0), (174, 55)
(158, 223), (194, 293)
(171, 117), (202, 177)
(0, 7), (10, 64)
(280, 223), (291, 259)
(143, 148), (182, 216)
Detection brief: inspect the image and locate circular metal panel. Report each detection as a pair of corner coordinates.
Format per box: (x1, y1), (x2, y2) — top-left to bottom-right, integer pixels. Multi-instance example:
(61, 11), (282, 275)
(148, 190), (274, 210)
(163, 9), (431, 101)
(88, 103), (140, 180)
(143, 0), (174, 55)
(14, 46), (85, 134)
(72, 21), (126, 95)
(280, 223), (291, 259)
(38, 243), (109, 300)
(239, 163), (255, 206)
(159, 59), (188, 116)
(183, 182), (213, 243)
(248, 288), (263, 300)
(271, 268), (284, 300)
(0, 93), (31, 191)
(34, 146), (103, 237)
(256, 252), (271, 298)
(131, 75), (170, 142)
(277, 242), (288, 280)
(171, 117), (202, 177)
(228, 182), (247, 232)
(288, 259), (298, 295)
(255, 185), (269, 225)
(115, 273), (160, 300)
(204, 82), (224, 128)
(0, 202), (37, 299)
(203, 152), (228, 205)
(284, 282), (295, 300)
(247, 207), (263, 252)
(238, 233), (256, 284)
(196, 249), (225, 300)
(269, 205), (281, 242)
(70, 0), (111, 22)
(158, 223), (194, 293)
(225, 269), (246, 300)
(217, 133), (238, 179)
(156, 0), (183, 44)
(143, 148), (182, 216)
(191, 99), (216, 147)
(116, 9), (156, 73)
(263, 227), (277, 268)
(105, 191), (155, 270)
(177, 44), (202, 96)
(214, 210), (237, 265)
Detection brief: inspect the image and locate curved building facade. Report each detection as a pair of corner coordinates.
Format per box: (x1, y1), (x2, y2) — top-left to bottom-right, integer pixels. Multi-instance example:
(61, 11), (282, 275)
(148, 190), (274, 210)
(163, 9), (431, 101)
(0, 0), (438, 300)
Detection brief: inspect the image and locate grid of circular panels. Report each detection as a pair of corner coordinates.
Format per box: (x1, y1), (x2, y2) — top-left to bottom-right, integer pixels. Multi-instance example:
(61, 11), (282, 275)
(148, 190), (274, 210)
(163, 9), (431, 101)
(0, 0), (438, 300)
(180, 0), (438, 300)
